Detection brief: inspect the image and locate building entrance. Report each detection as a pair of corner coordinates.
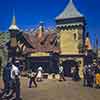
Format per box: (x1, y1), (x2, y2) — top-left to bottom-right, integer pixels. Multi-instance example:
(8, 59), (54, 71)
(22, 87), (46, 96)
(62, 60), (77, 77)
(26, 56), (51, 73)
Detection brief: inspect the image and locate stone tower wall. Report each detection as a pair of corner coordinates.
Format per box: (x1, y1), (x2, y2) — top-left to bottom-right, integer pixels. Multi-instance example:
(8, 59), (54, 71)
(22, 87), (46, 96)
(59, 26), (83, 54)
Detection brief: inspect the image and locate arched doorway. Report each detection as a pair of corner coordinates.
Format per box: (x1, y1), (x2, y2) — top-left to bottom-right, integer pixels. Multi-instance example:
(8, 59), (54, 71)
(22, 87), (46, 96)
(26, 56), (50, 73)
(62, 60), (77, 77)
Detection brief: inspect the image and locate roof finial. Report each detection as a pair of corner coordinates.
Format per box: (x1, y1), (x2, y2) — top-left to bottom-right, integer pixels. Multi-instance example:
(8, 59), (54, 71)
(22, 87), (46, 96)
(12, 8), (16, 25)
(9, 8), (19, 31)
(70, 0), (73, 2)
(38, 21), (44, 38)
(68, 0), (73, 4)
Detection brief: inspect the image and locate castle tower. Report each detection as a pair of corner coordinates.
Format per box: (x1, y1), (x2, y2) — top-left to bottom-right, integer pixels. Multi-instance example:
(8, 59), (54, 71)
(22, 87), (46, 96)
(56, 0), (85, 54)
(8, 14), (20, 59)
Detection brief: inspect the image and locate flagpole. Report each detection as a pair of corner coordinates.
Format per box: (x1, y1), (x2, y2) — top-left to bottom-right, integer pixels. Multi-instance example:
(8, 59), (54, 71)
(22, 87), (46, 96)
(95, 33), (98, 62)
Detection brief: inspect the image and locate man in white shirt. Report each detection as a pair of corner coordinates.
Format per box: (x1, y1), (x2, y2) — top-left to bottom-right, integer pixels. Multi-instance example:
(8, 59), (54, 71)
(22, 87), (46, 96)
(11, 64), (20, 80)
(10, 63), (21, 100)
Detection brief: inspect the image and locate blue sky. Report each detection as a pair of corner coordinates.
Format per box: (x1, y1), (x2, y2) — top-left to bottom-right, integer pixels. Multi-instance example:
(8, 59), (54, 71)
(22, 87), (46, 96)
(0, 0), (100, 46)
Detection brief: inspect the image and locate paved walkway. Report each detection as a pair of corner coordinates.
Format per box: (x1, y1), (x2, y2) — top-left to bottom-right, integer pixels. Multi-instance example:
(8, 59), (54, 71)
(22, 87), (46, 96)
(0, 77), (100, 100)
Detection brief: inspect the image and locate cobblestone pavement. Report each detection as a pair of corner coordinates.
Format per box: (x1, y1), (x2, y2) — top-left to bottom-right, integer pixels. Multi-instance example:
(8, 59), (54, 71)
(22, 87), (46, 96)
(0, 77), (100, 100)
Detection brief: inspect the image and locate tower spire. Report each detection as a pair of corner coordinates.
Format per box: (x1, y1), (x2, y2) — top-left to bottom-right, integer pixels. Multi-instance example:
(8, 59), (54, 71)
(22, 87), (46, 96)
(38, 21), (44, 38)
(12, 8), (16, 25)
(9, 9), (19, 31)
(85, 32), (92, 50)
(70, 0), (72, 2)
(56, 0), (83, 20)
(11, 16), (16, 26)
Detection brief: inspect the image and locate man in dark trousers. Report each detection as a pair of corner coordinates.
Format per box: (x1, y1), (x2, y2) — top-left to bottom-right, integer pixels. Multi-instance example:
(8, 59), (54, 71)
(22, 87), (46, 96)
(28, 70), (37, 88)
(83, 65), (88, 86)
(72, 64), (80, 81)
(0, 60), (12, 99)
(7, 61), (22, 100)
(86, 65), (94, 87)
(59, 64), (66, 81)
(13, 60), (22, 99)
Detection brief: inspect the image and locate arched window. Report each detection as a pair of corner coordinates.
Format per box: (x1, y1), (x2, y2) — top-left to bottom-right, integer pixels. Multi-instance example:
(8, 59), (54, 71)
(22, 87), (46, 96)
(74, 33), (77, 40)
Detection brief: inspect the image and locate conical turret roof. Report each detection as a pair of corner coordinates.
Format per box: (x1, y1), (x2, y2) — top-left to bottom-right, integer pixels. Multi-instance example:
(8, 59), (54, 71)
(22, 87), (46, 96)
(85, 32), (92, 50)
(56, 0), (83, 20)
(9, 15), (20, 31)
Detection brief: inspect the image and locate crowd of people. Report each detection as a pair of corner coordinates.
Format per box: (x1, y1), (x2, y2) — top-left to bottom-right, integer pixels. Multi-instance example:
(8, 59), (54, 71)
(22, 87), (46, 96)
(0, 58), (44, 100)
(0, 58), (21, 100)
(0, 58), (100, 100)
(28, 66), (43, 88)
(83, 63), (100, 88)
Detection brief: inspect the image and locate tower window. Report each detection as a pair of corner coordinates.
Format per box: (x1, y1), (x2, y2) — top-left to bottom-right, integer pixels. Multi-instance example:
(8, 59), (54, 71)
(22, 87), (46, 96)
(74, 33), (77, 40)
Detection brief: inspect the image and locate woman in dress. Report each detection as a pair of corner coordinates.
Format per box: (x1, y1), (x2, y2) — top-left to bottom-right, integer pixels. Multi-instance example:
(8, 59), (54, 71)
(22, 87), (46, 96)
(36, 66), (43, 82)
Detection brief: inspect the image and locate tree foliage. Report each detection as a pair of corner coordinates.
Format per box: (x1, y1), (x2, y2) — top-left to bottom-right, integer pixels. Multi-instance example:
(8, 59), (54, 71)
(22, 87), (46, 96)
(0, 32), (10, 67)
(0, 32), (10, 45)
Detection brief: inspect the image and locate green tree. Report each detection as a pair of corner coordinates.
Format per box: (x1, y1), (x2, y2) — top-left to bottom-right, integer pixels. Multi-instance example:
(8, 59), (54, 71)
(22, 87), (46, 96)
(0, 32), (10, 45)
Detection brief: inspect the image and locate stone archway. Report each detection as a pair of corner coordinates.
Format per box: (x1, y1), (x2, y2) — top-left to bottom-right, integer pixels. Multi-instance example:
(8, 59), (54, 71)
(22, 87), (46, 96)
(62, 60), (77, 77)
